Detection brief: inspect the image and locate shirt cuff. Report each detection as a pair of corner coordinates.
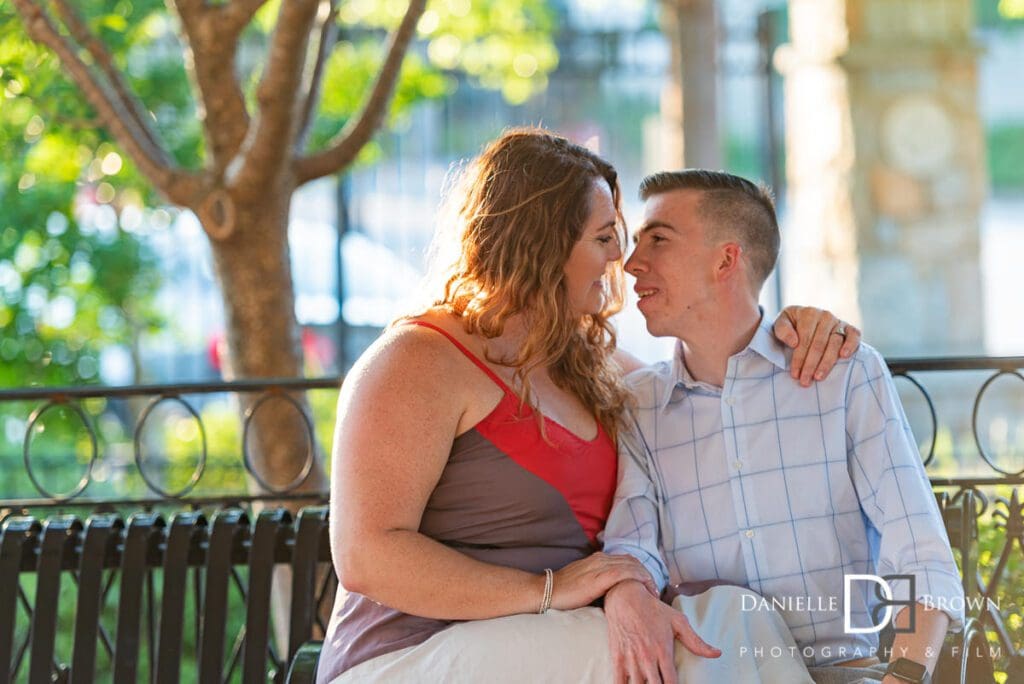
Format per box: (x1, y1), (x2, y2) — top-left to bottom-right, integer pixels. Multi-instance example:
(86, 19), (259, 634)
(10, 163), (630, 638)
(602, 542), (669, 593)
(886, 571), (965, 633)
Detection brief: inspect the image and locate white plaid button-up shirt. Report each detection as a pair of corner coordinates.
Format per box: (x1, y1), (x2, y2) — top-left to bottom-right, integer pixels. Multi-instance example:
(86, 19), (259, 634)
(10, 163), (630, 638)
(603, 319), (963, 666)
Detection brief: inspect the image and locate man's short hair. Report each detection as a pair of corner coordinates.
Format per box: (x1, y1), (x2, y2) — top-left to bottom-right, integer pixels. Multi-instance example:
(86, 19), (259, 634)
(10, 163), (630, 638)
(639, 170), (780, 291)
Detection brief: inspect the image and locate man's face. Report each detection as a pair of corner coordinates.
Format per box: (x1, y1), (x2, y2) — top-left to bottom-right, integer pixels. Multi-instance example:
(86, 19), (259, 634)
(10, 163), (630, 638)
(625, 189), (719, 338)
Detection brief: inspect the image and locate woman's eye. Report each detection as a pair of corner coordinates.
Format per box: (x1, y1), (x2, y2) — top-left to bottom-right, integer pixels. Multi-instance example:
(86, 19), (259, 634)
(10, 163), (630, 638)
(597, 236), (614, 245)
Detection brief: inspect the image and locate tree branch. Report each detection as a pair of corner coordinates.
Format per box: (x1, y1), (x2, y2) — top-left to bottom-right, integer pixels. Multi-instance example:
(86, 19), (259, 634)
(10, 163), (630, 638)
(168, 0), (251, 174)
(295, 0), (339, 153)
(227, 0), (322, 198)
(217, 0), (270, 37)
(49, 0), (163, 152)
(172, 0), (207, 22)
(12, 0), (203, 206)
(294, 0), (427, 184)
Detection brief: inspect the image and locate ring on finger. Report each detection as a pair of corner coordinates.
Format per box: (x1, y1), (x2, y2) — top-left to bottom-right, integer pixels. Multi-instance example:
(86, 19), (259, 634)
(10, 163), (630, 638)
(831, 322), (847, 338)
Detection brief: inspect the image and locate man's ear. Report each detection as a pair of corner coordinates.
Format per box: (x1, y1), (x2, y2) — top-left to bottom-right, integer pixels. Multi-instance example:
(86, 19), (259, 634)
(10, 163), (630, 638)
(715, 243), (743, 281)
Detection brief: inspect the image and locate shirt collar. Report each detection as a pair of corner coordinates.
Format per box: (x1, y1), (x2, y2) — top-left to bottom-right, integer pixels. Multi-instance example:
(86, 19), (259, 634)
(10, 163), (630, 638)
(659, 309), (791, 409)
(747, 311), (791, 372)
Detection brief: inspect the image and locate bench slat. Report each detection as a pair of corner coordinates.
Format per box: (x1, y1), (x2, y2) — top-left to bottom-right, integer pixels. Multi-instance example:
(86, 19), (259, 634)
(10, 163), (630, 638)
(198, 509), (248, 683)
(156, 511), (205, 684)
(30, 517), (81, 684)
(0, 518), (40, 680)
(113, 512), (164, 683)
(289, 507), (328, 661)
(70, 515), (120, 683)
(245, 508), (290, 682)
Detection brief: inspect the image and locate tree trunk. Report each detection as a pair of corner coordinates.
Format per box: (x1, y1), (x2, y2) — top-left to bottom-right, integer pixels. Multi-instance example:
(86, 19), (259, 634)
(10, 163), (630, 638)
(203, 184), (333, 653)
(206, 185), (329, 496)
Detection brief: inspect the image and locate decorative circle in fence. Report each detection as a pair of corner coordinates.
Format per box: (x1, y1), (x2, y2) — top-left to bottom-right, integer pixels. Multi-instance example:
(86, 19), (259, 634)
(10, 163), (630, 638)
(893, 372), (938, 467)
(22, 399), (98, 501)
(972, 370), (1024, 478)
(134, 394), (208, 498)
(242, 390), (316, 494)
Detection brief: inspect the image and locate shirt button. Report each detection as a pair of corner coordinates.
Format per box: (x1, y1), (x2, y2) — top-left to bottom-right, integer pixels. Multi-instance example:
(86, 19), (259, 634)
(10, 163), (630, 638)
(745, 529), (755, 538)
(725, 396), (735, 406)
(734, 460), (743, 470)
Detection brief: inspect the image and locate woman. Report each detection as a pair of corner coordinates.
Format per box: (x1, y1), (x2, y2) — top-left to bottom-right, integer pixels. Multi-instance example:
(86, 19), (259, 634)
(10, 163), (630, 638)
(318, 128), (857, 683)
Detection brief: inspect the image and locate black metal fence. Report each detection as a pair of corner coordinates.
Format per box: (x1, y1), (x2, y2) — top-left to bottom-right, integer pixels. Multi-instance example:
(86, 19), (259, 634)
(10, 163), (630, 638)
(0, 377), (342, 511)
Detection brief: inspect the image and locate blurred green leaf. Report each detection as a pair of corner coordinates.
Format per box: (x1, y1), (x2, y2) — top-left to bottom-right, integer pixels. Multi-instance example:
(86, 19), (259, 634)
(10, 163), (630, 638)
(999, 0), (1024, 20)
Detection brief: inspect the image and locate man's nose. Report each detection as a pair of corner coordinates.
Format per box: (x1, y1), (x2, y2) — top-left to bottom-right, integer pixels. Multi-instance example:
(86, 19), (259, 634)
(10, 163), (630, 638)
(625, 249), (644, 275)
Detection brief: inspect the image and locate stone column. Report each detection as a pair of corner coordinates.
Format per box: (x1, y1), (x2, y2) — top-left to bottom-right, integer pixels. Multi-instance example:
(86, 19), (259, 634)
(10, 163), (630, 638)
(777, 0), (986, 355)
(646, 0), (722, 172)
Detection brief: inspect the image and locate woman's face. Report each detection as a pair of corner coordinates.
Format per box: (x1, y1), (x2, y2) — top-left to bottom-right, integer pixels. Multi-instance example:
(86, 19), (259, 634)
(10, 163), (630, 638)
(563, 180), (622, 316)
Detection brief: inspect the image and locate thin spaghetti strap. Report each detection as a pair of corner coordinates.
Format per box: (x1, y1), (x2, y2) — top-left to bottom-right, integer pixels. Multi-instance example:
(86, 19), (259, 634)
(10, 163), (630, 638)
(403, 320), (516, 396)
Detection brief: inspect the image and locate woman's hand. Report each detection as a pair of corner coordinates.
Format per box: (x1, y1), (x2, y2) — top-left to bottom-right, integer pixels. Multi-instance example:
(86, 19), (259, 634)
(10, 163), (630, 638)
(550, 553), (658, 611)
(773, 306), (861, 386)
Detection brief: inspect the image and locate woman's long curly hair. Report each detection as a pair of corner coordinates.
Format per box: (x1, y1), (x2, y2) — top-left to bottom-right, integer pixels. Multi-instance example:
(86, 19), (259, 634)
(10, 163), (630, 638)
(409, 127), (632, 439)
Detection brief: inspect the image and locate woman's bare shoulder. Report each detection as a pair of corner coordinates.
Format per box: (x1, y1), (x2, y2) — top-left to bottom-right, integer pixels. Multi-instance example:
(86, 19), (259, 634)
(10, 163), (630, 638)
(612, 347), (647, 375)
(344, 311), (479, 396)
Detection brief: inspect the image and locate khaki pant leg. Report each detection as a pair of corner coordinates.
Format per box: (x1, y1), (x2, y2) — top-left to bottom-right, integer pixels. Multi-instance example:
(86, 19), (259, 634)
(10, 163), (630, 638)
(674, 585), (815, 684)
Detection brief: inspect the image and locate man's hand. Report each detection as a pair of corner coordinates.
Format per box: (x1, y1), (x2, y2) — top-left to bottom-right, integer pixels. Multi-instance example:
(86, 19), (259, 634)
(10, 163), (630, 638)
(773, 306), (861, 387)
(551, 553), (658, 611)
(604, 580), (721, 684)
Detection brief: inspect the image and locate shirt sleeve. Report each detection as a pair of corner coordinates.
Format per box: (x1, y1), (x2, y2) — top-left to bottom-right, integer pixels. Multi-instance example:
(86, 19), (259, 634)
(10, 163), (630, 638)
(846, 347), (965, 632)
(602, 412), (671, 592)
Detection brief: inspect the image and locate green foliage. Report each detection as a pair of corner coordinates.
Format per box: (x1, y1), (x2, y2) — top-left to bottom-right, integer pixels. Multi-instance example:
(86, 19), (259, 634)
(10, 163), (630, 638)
(724, 136), (762, 186)
(304, 0), (557, 163)
(0, 0), (200, 390)
(974, 486), (1023, 681)
(337, 0), (556, 106)
(976, 0), (1024, 26)
(310, 387), (340, 471)
(988, 124), (1024, 191)
(997, 0), (1024, 21)
(0, 199), (164, 389)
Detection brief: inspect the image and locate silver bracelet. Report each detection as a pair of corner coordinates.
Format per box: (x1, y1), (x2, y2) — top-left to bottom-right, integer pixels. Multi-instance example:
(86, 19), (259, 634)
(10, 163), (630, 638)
(539, 568), (554, 613)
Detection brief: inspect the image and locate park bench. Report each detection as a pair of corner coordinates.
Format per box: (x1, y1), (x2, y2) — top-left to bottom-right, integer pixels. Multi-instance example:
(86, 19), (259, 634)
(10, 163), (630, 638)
(0, 493), (996, 683)
(283, 490), (996, 684)
(0, 505), (333, 682)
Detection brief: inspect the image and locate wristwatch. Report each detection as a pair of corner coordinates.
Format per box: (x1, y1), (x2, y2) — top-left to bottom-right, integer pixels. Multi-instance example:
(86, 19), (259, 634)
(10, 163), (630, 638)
(885, 657), (930, 683)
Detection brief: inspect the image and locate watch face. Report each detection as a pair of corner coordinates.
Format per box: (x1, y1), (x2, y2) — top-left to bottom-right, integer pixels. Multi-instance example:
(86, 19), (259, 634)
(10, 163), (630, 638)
(892, 657), (927, 681)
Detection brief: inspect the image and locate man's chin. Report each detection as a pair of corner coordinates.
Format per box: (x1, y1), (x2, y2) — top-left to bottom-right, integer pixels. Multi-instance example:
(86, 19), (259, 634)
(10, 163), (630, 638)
(640, 318), (670, 339)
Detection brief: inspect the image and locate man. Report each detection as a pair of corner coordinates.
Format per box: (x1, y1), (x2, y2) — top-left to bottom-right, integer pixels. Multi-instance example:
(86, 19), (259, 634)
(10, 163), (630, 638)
(602, 171), (963, 684)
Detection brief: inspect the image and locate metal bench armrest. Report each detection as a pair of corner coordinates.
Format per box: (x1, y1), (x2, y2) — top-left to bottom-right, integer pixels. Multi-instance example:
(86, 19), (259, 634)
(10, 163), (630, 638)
(286, 640), (324, 684)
